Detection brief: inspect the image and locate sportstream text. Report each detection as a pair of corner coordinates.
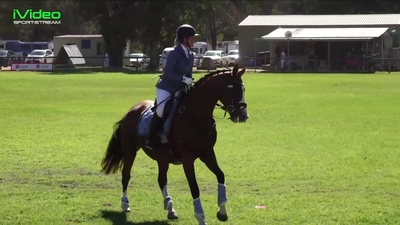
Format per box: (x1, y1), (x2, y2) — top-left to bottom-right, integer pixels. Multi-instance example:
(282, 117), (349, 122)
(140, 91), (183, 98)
(13, 9), (61, 25)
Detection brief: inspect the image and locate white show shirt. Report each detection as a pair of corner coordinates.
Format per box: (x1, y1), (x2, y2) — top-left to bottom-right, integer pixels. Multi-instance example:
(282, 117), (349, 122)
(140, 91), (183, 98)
(281, 51), (286, 59)
(181, 44), (189, 58)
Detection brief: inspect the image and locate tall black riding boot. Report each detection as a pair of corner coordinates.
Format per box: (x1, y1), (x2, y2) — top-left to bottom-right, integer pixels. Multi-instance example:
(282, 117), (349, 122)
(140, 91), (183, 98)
(145, 114), (164, 150)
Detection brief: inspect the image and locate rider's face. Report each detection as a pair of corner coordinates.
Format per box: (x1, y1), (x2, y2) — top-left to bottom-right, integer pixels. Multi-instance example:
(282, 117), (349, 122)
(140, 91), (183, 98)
(187, 36), (196, 47)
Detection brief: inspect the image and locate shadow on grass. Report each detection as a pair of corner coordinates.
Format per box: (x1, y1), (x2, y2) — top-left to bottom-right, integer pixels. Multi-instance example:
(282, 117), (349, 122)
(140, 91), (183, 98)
(101, 210), (171, 225)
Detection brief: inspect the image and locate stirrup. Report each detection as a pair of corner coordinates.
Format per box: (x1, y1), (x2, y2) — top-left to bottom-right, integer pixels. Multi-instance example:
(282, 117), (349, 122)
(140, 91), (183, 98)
(145, 143), (154, 150)
(145, 140), (161, 150)
(146, 135), (159, 146)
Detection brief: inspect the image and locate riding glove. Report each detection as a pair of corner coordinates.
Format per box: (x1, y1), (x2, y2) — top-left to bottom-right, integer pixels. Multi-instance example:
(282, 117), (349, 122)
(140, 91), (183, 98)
(182, 76), (192, 85)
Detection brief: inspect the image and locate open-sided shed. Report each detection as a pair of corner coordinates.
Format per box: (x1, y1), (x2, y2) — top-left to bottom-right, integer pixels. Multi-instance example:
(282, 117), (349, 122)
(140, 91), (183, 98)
(261, 27), (393, 70)
(238, 14), (400, 67)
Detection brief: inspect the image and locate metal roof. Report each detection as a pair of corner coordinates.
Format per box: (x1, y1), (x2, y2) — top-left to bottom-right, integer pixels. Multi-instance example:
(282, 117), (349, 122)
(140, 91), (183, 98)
(239, 14), (400, 26)
(261, 27), (389, 41)
(54, 35), (102, 38)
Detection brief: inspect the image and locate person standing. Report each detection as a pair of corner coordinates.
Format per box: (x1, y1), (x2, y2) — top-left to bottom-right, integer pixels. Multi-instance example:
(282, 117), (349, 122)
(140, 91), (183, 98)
(104, 52), (109, 68)
(280, 49), (286, 71)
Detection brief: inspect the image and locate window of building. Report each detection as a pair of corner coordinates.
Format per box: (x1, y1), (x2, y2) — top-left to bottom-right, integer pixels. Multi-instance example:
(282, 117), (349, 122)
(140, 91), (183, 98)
(81, 39), (91, 49)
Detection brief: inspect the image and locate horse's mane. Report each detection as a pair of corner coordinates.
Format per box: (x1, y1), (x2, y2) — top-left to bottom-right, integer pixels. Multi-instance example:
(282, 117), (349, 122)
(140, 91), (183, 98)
(193, 69), (231, 88)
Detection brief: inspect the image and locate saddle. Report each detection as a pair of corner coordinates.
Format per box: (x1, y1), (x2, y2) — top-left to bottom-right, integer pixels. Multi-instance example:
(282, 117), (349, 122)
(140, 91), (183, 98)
(152, 87), (189, 115)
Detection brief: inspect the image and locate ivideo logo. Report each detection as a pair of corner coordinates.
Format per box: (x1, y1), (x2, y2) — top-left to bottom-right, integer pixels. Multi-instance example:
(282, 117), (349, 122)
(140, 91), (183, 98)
(13, 9), (61, 25)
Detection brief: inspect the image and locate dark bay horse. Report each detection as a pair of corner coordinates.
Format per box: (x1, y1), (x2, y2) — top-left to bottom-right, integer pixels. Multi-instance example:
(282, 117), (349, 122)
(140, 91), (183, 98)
(101, 64), (248, 225)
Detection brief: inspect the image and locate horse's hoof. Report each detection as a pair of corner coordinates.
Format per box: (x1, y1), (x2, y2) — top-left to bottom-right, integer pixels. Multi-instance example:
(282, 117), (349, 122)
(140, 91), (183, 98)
(167, 211), (179, 220)
(121, 202), (131, 212)
(217, 211), (228, 222)
(123, 207), (131, 212)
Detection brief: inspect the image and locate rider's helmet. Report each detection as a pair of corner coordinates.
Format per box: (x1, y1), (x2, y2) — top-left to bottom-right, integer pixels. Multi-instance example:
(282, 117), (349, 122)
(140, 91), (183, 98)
(176, 24), (199, 47)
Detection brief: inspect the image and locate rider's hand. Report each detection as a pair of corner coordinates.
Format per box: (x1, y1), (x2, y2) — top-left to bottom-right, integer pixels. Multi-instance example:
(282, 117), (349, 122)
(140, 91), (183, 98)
(182, 76), (192, 85)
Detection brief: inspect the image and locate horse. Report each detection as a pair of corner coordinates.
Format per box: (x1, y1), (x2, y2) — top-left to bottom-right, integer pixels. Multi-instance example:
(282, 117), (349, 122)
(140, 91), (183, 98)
(101, 64), (249, 225)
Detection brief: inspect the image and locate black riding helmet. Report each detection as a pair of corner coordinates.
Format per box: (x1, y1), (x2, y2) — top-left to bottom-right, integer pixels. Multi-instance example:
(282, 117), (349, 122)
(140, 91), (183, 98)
(176, 24), (199, 47)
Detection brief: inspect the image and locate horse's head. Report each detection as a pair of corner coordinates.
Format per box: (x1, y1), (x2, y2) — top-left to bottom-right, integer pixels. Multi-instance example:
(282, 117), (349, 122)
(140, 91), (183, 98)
(190, 64), (249, 123)
(216, 64), (249, 123)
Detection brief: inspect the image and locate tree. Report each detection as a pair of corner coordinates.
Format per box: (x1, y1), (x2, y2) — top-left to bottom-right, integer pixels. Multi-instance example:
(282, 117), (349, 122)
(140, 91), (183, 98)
(94, 1), (136, 67)
(1, 0), (396, 67)
(139, 1), (173, 70)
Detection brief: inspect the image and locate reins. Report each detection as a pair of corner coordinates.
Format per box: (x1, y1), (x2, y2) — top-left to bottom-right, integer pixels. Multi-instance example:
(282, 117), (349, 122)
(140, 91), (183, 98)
(214, 103), (230, 119)
(151, 71), (233, 120)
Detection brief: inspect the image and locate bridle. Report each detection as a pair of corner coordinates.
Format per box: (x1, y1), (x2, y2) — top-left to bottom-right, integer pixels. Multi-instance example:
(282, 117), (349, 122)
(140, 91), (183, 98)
(214, 97), (247, 120)
(214, 103), (232, 119)
(178, 72), (247, 120)
(214, 81), (247, 120)
(177, 83), (246, 120)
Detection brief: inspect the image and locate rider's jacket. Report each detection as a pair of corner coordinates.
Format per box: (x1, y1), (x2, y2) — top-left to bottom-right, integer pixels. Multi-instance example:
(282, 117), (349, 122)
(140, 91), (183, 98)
(156, 45), (194, 94)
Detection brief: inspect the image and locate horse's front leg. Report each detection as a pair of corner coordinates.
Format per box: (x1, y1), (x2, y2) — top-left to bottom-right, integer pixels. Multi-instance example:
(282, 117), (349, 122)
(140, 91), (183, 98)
(182, 161), (207, 225)
(199, 149), (228, 222)
(157, 161), (179, 220)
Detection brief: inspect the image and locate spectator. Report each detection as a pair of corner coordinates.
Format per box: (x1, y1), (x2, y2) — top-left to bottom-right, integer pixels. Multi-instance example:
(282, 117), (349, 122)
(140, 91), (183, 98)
(104, 52), (109, 67)
(280, 49), (286, 71)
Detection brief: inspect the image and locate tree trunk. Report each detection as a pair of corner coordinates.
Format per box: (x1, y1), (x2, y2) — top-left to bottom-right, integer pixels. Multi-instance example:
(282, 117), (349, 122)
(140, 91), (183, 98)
(208, 10), (217, 50)
(108, 49), (123, 68)
(147, 41), (159, 71)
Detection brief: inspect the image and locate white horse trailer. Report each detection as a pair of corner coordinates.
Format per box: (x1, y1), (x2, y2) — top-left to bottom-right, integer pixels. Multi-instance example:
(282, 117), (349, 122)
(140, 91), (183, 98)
(161, 47), (174, 70)
(192, 42), (208, 67)
(192, 42), (208, 55)
(208, 40), (239, 53)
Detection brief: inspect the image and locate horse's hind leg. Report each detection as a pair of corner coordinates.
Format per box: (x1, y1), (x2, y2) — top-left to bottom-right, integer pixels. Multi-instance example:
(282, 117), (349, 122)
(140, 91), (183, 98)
(199, 149), (228, 222)
(120, 130), (139, 212)
(157, 161), (179, 220)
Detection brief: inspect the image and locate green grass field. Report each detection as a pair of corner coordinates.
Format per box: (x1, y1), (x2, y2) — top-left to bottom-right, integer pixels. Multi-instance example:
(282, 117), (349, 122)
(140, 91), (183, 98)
(0, 71), (399, 225)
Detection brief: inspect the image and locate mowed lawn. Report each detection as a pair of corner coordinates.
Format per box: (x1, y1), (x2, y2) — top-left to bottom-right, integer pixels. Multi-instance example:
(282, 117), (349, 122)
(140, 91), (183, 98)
(0, 71), (399, 225)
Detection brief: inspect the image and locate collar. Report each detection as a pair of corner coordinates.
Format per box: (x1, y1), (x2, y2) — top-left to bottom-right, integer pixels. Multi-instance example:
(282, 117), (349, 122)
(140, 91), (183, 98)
(181, 44), (189, 58)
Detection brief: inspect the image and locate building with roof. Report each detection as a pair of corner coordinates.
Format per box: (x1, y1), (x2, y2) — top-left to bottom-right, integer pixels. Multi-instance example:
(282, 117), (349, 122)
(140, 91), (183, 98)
(54, 35), (105, 66)
(54, 35), (132, 66)
(238, 14), (400, 70)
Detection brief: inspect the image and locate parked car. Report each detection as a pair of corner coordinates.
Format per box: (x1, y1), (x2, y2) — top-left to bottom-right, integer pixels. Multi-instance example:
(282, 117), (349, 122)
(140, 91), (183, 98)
(0, 50), (17, 67)
(25, 49), (53, 63)
(227, 50), (239, 65)
(129, 53), (149, 68)
(201, 50), (229, 67)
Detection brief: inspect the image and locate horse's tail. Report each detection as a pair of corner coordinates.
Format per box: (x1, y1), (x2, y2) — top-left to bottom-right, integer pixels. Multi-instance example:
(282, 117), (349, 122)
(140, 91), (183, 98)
(101, 118), (124, 175)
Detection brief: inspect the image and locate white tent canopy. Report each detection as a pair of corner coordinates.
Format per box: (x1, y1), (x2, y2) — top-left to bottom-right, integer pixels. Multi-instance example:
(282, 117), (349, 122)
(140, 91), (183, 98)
(261, 27), (390, 41)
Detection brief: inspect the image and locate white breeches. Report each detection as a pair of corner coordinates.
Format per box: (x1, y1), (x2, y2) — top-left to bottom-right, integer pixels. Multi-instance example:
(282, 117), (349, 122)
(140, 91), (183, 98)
(156, 88), (171, 118)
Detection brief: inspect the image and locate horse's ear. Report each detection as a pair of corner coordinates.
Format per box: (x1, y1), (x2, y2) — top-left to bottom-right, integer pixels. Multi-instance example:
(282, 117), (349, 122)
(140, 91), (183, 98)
(232, 63), (239, 76)
(237, 67), (246, 77)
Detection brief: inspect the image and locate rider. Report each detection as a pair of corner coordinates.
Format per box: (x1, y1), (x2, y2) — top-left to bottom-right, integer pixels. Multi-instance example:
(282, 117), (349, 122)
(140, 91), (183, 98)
(145, 24), (198, 150)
